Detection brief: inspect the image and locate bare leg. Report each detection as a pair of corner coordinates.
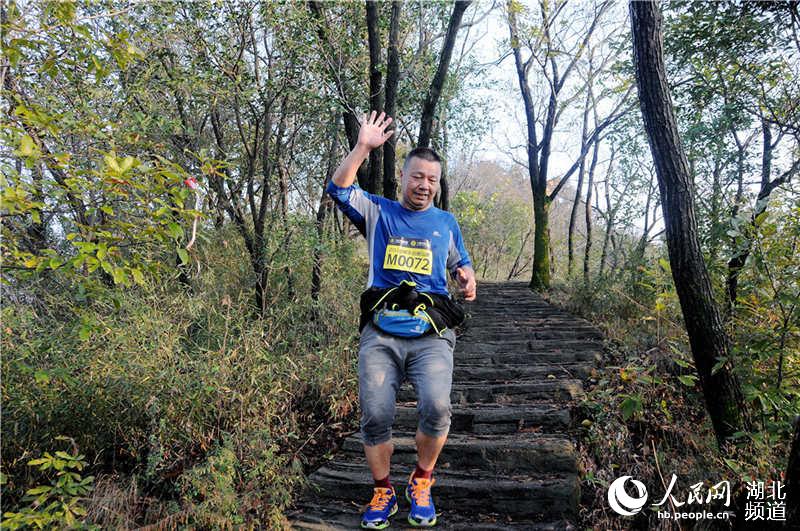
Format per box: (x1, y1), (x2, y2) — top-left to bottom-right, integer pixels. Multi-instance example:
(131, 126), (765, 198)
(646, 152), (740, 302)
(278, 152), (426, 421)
(364, 440), (394, 480)
(415, 428), (448, 470)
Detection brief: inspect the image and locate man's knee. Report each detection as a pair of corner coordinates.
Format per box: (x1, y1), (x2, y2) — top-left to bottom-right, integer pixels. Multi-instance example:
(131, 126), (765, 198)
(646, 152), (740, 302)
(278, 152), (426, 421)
(417, 395), (451, 437)
(360, 401), (396, 446)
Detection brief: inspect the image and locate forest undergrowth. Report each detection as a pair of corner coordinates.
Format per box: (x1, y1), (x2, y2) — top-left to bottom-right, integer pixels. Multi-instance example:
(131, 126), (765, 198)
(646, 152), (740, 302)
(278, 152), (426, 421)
(1, 226), (365, 529)
(547, 260), (798, 530)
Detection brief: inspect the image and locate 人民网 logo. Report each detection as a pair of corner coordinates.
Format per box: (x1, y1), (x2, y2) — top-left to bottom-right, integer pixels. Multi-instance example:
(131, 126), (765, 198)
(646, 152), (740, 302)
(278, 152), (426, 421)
(608, 476), (648, 516)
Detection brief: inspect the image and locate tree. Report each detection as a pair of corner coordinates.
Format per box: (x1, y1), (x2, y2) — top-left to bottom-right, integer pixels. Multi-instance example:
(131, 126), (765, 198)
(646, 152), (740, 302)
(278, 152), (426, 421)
(2, 2), (198, 292)
(506, 0), (631, 289)
(629, 0), (750, 447)
(664, 1), (800, 315)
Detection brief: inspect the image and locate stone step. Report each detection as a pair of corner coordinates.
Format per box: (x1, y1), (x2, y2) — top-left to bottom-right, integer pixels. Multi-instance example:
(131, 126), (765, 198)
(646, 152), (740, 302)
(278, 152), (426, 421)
(460, 319), (596, 328)
(456, 339), (602, 353)
(303, 461), (579, 520)
(455, 350), (599, 365)
(337, 432), (577, 474)
(459, 325), (600, 335)
(289, 281), (595, 529)
(393, 403), (571, 434)
(288, 500), (576, 530)
(460, 330), (602, 341)
(463, 311), (575, 319)
(453, 363), (593, 382)
(398, 379), (584, 405)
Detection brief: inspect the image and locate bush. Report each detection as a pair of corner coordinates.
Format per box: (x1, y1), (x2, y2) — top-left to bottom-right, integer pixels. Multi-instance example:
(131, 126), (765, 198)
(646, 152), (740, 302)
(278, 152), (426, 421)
(1, 224), (365, 527)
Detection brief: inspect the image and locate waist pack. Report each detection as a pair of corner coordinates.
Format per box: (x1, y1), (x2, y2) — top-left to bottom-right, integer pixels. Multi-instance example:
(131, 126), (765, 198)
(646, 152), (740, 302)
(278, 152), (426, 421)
(359, 280), (465, 338)
(372, 307), (432, 338)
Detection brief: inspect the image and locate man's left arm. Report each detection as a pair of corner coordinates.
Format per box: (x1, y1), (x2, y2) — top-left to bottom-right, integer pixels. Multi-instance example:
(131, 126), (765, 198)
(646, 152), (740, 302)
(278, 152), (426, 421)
(446, 218), (476, 301)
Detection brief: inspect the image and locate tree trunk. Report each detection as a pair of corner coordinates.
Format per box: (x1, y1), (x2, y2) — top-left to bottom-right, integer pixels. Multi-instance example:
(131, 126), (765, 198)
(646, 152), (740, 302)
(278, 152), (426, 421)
(599, 170), (616, 277)
(417, 0), (471, 148)
(630, 0), (750, 448)
(583, 135), (601, 282)
(569, 87), (592, 276)
(726, 121), (800, 318)
(531, 193), (551, 290)
(382, 0), (401, 200)
(366, 0), (383, 195)
(708, 156), (722, 264)
(312, 120), (340, 307)
(436, 108), (450, 211)
(308, 1), (369, 190)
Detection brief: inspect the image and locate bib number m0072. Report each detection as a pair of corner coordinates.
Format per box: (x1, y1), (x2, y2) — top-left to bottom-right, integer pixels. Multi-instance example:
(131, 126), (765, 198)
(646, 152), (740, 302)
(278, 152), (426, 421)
(383, 236), (432, 275)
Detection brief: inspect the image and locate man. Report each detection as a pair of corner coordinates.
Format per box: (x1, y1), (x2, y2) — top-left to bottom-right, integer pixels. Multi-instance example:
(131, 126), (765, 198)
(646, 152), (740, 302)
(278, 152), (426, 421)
(326, 110), (476, 529)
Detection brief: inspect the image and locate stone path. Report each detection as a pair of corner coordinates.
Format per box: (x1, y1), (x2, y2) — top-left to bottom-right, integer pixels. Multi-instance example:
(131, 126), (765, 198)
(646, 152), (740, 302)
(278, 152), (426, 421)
(288, 281), (602, 530)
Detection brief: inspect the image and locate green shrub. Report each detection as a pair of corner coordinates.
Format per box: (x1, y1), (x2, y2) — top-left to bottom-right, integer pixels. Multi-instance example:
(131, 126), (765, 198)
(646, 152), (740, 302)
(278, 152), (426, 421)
(1, 225), (364, 526)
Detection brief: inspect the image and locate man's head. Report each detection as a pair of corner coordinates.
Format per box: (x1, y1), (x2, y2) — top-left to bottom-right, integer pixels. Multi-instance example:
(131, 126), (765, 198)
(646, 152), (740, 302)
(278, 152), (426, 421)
(400, 147), (442, 211)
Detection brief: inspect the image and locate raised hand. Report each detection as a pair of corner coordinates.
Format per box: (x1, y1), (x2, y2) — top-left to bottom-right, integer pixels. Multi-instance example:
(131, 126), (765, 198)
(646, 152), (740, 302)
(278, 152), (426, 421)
(357, 111), (394, 150)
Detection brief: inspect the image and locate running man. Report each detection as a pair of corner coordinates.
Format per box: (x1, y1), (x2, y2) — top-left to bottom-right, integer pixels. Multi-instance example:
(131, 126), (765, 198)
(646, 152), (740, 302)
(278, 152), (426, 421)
(326, 111), (476, 528)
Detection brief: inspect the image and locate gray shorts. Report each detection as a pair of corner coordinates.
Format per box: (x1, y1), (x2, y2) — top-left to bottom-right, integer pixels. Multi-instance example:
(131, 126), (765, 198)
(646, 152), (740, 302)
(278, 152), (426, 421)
(358, 322), (456, 446)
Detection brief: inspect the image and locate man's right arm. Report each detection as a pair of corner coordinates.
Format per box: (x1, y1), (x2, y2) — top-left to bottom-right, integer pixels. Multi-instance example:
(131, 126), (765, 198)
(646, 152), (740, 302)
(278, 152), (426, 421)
(326, 111), (395, 235)
(330, 111), (394, 188)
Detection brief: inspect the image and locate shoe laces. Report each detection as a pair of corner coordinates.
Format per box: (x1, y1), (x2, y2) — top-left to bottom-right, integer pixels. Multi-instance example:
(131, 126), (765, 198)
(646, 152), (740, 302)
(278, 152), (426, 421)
(410, 477), (435, 507)
(368, 487), (393, 511)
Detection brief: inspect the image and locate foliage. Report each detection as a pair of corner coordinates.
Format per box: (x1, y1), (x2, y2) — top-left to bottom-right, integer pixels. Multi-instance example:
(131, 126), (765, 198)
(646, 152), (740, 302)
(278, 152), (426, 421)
(1, 444), (96, 530)
(1, 224), (364, 526)
(451, 188), (532, 280)
(551, 188), (799, 526)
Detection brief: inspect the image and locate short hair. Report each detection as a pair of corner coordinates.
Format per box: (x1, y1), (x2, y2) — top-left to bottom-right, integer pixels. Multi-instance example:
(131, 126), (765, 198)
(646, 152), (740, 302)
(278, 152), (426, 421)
(403, 147), (442, 170)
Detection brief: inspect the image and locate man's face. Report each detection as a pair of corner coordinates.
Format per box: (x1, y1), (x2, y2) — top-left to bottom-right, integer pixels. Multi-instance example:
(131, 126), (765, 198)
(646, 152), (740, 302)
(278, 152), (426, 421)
(400, 156), (441, 211)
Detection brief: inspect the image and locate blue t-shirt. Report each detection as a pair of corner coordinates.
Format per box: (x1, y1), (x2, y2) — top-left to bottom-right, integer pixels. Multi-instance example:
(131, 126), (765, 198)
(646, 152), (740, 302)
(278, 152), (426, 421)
(326, 181), (472, 296)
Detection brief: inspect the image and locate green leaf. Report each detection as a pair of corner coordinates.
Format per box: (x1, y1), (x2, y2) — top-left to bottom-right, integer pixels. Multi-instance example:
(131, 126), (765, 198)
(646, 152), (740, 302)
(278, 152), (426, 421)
(673, 358), (692, 368)
(33, 370), (50, 384)
(177, 247), (189, 265)
(620, 395), (643, 420)
(167, 222), (183, 240)
(711, 357), (728, 375)
(677, 375), (697, 387)
(112, 267), (127, 285)
(86, 256), (100, 272)
(131, 268), (144, 285)
(104, 153), (120, 172)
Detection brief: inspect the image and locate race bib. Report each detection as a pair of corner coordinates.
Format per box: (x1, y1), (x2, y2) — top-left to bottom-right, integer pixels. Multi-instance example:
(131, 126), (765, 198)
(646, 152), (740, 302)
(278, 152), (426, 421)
(383, 236), (432, 275)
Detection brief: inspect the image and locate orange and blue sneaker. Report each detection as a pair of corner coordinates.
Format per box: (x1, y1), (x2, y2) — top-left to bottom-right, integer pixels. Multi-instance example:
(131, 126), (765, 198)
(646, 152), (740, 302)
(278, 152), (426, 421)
(405, 475), (437, 527)
(360, 486), (398, 529)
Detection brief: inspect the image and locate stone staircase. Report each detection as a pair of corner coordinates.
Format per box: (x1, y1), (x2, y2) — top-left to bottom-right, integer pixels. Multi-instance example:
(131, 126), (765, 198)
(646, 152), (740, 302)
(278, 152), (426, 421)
(288, 281), (603, 529)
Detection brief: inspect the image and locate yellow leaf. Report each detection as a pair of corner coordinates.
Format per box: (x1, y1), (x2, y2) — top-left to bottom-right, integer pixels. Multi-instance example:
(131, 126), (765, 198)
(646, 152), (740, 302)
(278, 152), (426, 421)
(104, 152), (120, 172)
(18, 134), (34, 157)
(119, 156), (134, 173)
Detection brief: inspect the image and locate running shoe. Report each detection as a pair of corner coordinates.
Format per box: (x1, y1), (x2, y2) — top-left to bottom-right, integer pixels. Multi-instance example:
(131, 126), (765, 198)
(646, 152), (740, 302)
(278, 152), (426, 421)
(361, 486), (398, 529)
(405, 475), (437, 527)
